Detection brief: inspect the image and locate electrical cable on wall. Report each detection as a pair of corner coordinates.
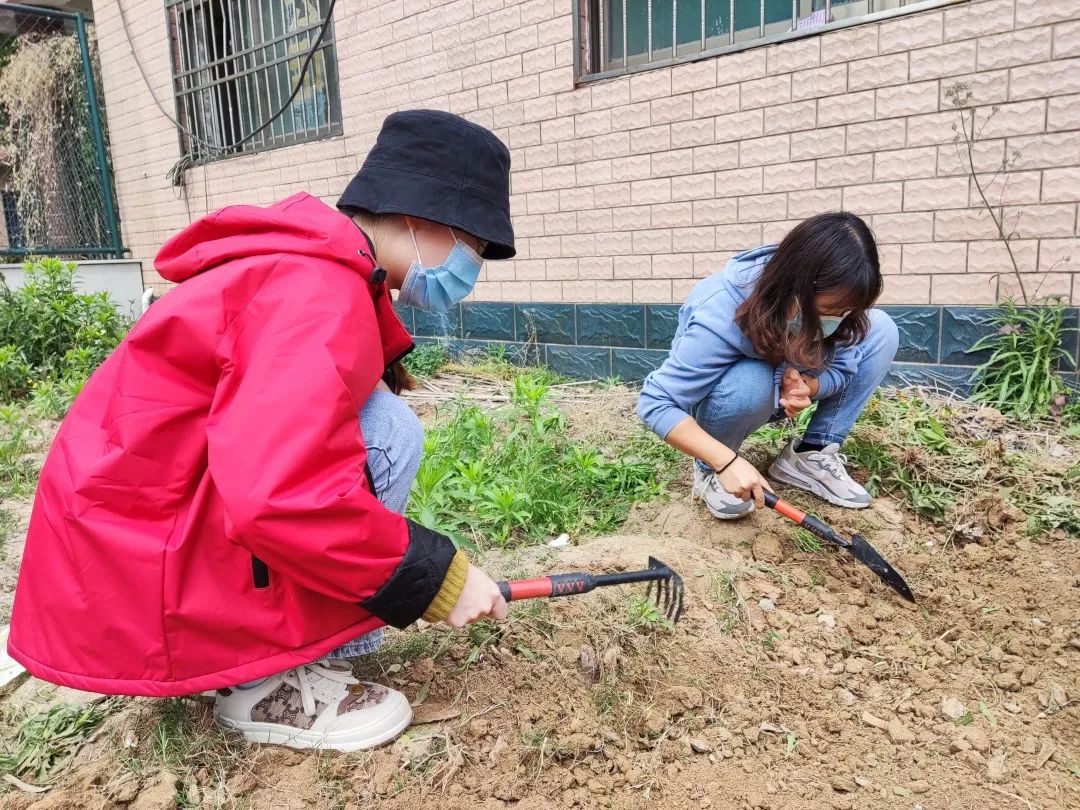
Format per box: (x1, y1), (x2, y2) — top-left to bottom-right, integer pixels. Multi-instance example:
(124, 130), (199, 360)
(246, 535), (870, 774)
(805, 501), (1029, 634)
(116, 0), (339, 185)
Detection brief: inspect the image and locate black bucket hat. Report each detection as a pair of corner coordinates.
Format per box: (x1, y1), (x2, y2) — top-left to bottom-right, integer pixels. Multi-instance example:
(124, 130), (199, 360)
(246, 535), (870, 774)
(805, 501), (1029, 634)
(337, 110), (515, 260)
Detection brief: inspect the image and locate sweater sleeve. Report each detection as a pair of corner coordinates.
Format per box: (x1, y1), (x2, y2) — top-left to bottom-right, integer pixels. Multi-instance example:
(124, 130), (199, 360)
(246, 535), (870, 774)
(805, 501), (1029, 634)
(809, 342), (863, 401)
(637, 314), (745, 440)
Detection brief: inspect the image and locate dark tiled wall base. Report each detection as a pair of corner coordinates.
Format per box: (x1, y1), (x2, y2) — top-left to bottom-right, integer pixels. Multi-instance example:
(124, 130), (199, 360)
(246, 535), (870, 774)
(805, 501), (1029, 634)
(399, 302), (1080, 394)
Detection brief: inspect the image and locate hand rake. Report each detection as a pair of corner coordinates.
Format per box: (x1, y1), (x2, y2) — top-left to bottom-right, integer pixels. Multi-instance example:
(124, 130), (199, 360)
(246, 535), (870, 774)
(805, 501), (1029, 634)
(764, 492), (916, 602)
(496, 556), (685, 623)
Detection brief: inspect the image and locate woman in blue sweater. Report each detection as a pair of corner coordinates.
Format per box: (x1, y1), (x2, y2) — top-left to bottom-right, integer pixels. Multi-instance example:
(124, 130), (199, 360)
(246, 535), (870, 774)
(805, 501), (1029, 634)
(638, 212), (898, 520)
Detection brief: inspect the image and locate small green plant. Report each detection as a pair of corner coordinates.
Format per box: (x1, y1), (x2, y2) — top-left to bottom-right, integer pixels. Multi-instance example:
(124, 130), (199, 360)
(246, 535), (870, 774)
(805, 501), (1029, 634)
(0, 404), (41, 497)
(626, 595), (673, 631)
(784, 731), (798, 758)
(402, 342), (450, 377)
(0, 344), (32, 400)
(969, 299), (1075, 418)
(761, 630), (781, 651)
(0, 701), (110, 785)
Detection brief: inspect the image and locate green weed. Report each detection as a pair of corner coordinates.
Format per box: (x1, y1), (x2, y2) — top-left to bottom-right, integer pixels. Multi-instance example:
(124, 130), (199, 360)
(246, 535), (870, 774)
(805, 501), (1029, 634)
(761, 630), (781, 651)
(402, 342), (450, 377)
(970, 299), (1075, 419)
(0, 404), (41, 498)
(793, 528), (823, 553)
(625, 596), (673, 632)
(784, 731), (798, 758)
(407, 371), (679, 549)
(0, 701), (112, 785)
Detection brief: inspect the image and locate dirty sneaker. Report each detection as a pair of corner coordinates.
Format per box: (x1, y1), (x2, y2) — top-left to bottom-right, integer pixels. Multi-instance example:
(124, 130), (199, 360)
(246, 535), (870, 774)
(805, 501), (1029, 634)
(693, 466), (755, 520)
(214, 659), (411, 751)
(768, 440), (870, 509)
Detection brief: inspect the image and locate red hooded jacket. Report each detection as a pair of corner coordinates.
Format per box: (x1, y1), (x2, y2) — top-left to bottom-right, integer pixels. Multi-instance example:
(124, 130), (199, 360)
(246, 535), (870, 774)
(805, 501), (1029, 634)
(8, 193), (458, 696)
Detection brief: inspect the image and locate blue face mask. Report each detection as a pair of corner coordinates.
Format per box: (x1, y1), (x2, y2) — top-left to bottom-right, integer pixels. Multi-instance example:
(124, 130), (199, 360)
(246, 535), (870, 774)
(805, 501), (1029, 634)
(788, 305), (849, 338)
(399, 225), (484, 311)
(820, 315), (846, 337)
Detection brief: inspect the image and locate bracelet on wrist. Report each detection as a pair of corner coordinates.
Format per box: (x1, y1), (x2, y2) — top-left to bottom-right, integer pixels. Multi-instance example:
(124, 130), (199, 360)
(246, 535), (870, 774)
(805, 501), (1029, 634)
(716, 453), (738, 475)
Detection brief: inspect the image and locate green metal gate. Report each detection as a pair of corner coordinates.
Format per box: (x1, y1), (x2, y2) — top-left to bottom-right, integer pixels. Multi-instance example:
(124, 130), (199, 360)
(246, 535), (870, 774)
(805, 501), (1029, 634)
(0, 3), (124, 260)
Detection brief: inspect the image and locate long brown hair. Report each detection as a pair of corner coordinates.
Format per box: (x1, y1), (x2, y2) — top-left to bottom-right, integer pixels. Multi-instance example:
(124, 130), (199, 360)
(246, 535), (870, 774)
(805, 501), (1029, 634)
(735, 212), (882, 368)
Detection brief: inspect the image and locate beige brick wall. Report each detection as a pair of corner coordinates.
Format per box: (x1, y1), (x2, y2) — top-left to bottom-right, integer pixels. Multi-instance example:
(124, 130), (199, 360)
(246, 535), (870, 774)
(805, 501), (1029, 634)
(94, 0), (1080, 305)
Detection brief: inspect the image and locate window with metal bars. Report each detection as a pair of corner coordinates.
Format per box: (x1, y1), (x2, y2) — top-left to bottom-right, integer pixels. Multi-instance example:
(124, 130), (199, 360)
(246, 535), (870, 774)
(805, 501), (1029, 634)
(578, 0), (965, 80)
(165, 0), (341, 162)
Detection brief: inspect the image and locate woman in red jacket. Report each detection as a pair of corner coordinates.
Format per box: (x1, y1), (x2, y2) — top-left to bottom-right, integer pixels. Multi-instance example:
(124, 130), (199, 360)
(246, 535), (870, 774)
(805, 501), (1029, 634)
(9, 110), (513, 751)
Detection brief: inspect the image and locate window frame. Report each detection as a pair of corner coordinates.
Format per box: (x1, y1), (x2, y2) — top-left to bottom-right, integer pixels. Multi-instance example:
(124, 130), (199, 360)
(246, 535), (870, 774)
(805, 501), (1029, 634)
(573, 0), (969, 83)
(164, 0), (343, 165)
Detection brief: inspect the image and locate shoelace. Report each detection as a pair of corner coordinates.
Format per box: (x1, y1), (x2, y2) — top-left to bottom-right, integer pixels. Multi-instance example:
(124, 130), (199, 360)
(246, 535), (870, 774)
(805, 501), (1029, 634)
(282, 658), (359, 717)
(811, 449), (850, 479)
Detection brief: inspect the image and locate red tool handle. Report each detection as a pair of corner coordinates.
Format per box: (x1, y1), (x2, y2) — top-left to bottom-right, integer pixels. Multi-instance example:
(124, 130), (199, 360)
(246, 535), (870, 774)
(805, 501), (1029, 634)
(497, 573), (594, 603)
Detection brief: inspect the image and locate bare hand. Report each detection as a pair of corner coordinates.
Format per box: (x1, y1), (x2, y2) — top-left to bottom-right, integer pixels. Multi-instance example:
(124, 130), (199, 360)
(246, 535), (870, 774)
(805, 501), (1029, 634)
(716, 457), (774, 508)
(779, 367), (813, 419)
(444, 564), (508, 628)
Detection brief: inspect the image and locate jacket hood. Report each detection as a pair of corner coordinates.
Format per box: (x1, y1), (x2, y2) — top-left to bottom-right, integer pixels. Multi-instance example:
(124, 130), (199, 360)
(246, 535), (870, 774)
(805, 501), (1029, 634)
(155, 193), (377, 283)
(727, 243), (778, 288)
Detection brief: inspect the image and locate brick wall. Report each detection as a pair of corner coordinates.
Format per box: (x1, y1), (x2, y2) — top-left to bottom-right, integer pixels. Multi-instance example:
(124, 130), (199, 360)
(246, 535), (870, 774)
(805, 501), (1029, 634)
(93, 0), (1080, 306)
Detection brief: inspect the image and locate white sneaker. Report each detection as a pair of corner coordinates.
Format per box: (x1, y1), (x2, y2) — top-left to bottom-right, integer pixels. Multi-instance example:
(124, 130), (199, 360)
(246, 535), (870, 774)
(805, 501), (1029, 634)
(214, 659), (412, 751)
(693, 466), (755, 520)
(768, 440), (871, 509)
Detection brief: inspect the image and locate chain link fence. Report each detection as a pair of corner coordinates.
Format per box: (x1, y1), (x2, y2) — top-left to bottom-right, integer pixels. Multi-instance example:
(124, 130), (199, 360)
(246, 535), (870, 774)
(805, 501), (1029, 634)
(0, 3), (123, 260)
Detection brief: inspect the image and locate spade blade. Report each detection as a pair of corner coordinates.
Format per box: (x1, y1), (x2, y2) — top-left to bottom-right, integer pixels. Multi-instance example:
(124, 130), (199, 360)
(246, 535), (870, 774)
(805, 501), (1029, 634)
(847, 534), (916, 603)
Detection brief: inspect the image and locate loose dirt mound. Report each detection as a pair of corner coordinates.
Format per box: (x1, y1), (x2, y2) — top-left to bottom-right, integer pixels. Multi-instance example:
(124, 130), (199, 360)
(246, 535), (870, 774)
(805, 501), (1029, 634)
(4, 385), (1078, 809)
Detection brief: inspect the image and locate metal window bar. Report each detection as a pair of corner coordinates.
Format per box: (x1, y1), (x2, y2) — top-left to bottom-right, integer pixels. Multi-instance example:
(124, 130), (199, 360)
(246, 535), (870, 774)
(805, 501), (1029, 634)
(165, 0), (341, 162)
(590, 0), (960, 78)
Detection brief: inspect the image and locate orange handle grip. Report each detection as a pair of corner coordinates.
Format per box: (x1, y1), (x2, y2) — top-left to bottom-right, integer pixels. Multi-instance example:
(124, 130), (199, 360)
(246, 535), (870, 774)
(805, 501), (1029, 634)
(502, 578), (553, 601)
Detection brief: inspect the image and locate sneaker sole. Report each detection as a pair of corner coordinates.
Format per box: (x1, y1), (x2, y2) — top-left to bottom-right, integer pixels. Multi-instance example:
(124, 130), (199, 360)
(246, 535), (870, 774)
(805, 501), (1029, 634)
(217, 699), (413, 752)
(768, 459), (870, 510)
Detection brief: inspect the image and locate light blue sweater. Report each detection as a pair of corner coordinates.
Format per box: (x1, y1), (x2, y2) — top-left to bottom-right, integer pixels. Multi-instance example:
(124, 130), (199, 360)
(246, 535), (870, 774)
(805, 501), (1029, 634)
(637, 244), (862, 440)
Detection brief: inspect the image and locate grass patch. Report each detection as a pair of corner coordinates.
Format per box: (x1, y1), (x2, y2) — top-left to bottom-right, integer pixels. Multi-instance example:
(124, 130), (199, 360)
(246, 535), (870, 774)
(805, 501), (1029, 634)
(407, 371), (680, 549)
(792, 528), (824, 554)
(0, 701), (113, 786)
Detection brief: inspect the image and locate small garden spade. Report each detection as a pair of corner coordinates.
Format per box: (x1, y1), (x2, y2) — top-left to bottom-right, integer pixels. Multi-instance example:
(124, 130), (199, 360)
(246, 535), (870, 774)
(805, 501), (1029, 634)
(764, 492), (916, 602)
(496, 557), (685, 623)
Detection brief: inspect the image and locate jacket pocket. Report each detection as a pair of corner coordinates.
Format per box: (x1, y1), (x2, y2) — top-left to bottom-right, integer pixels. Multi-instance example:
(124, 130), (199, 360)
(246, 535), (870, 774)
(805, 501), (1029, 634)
(251, 555), (270, 589)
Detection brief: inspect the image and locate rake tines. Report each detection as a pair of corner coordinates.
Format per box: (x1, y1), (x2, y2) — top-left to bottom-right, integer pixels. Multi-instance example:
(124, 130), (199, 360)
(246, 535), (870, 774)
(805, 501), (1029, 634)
(645, 556), (685, 624)
(496, 557), (687, 624)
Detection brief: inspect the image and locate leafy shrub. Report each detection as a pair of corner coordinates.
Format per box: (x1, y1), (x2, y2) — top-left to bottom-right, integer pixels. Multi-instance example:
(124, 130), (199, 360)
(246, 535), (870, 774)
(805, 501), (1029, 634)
(0, 257), (129, 406)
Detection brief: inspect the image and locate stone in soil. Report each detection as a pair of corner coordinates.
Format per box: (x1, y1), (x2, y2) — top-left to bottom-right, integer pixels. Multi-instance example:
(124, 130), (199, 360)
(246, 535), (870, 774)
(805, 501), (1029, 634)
(992, 672), (1021, 692)
(129, 771), (180, 810)
(887, 718), (916, 743)
(940, 697), (966, 719)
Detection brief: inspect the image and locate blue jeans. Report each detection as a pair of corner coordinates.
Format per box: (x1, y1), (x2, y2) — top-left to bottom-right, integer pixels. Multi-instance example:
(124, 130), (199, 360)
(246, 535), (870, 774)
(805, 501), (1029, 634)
(692, 309), (898, 471)
(328, 389), (425, 659)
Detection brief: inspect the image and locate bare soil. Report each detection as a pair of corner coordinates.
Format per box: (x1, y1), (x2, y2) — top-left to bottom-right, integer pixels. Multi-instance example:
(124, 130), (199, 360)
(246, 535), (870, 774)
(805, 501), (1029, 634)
(2, 384), (1077, 810)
